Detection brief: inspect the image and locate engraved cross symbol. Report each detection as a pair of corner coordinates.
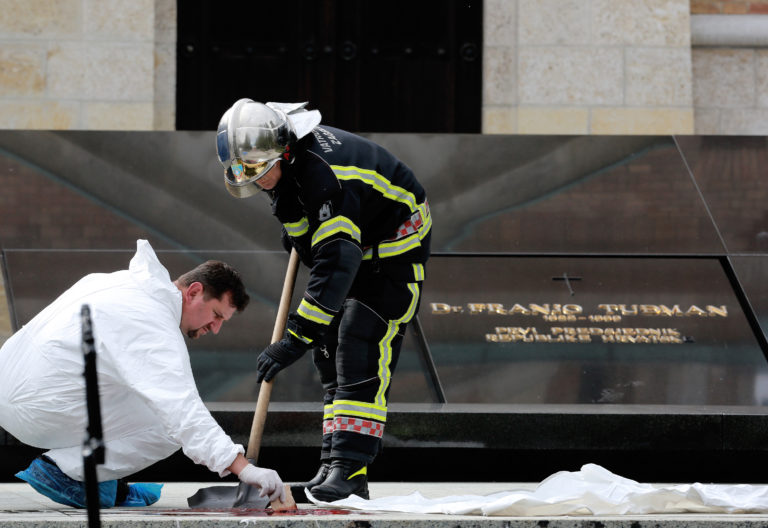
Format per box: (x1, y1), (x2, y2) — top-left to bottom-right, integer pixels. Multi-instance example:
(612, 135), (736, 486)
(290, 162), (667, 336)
(552, 273), (582, 296)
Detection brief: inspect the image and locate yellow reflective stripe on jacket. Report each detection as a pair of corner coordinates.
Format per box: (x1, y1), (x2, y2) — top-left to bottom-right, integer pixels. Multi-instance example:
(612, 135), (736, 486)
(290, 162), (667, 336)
(375, 282), (421, 406)
(283, 217), (309, 237)
(361, 200), (431, 261)
(297, 299), (334, 326)
(287, 328), (313, 345)
(332, 399), (388, 422)
(311, 215), (361, 247)
(412, 263), (425, 281)
(363, 232), (421, 260)
(331, 165), (419, 213)
(323, 404), (334, 421)
(418, 202), (432, 238)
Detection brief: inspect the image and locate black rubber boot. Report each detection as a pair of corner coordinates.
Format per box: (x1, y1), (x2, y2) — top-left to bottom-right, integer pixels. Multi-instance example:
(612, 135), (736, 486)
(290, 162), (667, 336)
(289, 462), (331, 503)
(310, 458), (369, 501)
(299, 461), (331, 490)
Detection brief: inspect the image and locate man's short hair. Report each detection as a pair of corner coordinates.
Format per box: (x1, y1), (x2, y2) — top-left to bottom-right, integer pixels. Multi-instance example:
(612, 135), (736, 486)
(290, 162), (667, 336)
(176, 261), (250, 312)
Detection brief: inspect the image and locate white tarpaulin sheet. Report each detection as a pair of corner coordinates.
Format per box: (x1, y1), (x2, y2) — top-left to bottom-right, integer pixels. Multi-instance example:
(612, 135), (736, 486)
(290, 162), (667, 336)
(308, 464), (768, 516)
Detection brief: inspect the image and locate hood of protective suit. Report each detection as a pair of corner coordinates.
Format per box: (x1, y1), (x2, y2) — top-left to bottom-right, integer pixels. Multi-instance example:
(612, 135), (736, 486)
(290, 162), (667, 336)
(129, 240), (181, 323)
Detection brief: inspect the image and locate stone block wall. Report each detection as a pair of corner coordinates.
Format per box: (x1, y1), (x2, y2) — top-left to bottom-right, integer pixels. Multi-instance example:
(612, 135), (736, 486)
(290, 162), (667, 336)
(0, 0), (176, 130)
(688, 1), (768, 133)
(0, 1), (764, 134)
(692, 47), (768, 133)
(484, 0), (696, 134)
(484, 0), (767, 135)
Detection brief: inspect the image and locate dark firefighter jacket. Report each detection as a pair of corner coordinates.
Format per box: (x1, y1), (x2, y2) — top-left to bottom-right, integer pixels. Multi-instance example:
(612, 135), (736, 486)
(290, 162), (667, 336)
(271, 125), (431, 346)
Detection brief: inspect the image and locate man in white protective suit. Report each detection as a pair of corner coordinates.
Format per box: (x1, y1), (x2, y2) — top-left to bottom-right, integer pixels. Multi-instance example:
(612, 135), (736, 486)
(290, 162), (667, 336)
(0, 239), (285, 508)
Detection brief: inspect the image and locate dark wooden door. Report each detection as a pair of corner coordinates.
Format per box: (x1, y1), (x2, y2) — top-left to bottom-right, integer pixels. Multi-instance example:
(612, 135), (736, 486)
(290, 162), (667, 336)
(176, 0), (482, 133)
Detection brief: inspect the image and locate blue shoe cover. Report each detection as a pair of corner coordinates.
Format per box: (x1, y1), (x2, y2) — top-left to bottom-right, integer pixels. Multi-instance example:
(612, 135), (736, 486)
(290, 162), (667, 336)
(117, 482), (163, 507)
(15, 457), (117, 508)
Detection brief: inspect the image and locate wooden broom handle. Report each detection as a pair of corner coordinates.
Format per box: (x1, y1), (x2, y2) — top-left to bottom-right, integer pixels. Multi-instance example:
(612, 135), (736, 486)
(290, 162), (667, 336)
(246, 249), (300, 461)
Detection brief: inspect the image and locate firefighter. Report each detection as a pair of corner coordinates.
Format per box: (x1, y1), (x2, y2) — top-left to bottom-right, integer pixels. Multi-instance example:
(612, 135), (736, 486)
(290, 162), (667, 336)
(215, 100), (431, 501)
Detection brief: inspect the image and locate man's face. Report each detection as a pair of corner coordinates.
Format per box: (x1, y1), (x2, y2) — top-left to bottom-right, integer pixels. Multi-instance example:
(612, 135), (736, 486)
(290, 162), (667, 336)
(180, 282), (236, 339)
(253, 160), (283, 191)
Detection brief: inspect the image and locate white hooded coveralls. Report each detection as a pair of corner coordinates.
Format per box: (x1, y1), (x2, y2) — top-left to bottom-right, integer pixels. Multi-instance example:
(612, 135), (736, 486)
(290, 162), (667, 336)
(0, 240), (244, 481)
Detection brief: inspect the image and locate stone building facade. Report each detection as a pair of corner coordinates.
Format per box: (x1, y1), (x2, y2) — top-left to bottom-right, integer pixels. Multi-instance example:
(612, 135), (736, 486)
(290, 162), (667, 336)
(0, 0), (765, 133)
(0, 0), (176, 130)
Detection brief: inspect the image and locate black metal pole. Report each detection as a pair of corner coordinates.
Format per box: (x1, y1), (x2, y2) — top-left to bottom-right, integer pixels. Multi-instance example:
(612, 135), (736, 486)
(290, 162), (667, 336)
(411, 314), (447, 404)
(81, 304), (104, 527)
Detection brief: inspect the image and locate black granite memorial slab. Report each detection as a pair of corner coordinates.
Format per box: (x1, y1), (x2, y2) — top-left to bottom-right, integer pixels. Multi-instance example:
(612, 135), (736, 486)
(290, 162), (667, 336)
(421, 255), (766, 406)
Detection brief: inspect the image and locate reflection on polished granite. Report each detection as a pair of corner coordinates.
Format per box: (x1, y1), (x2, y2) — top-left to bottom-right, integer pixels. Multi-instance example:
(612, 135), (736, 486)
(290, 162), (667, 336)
(730, 255), (768, 357)
(429, 137), (722, 254)
(0, 131), (734, 256)
(676, 136), (768, 254)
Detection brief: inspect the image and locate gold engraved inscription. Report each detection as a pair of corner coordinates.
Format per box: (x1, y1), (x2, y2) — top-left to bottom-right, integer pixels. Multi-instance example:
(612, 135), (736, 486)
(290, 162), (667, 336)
(431, 303), (727, 318)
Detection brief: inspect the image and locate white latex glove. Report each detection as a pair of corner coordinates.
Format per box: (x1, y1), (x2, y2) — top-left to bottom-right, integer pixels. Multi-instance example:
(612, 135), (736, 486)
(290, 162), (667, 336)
(237, 463), (285, 502)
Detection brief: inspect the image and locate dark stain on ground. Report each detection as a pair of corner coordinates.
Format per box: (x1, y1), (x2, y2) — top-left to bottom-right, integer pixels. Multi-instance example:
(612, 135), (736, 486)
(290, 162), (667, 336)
(146, 507), (361, 517)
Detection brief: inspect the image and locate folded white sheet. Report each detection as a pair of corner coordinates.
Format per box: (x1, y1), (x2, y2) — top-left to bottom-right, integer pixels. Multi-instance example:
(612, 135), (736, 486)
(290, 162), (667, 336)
(308, 463), (768, 516)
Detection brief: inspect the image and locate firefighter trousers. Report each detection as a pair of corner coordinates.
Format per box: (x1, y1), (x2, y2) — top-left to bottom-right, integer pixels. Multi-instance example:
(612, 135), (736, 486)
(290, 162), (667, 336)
(312, 265), (423, 464)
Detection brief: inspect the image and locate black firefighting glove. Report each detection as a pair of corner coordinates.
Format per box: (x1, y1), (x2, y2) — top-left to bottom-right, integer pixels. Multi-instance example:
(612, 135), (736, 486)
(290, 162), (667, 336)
(256, 335), (310, 383)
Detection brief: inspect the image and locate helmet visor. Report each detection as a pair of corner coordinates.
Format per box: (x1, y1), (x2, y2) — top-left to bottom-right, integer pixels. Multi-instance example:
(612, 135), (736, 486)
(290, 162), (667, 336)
(224, 157), (280, 187)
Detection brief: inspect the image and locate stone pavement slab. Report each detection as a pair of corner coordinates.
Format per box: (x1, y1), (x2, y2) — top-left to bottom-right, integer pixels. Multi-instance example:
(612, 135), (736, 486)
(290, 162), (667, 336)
(2, 481), (768, 527)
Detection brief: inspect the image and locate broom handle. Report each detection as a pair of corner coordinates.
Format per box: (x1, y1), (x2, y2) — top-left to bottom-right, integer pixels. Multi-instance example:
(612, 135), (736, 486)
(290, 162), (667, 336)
(246, 248), (300, 461)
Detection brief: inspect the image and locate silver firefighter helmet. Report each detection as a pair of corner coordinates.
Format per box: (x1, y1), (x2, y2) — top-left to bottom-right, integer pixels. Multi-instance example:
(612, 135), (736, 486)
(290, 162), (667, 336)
(216, 99), (321, 198)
